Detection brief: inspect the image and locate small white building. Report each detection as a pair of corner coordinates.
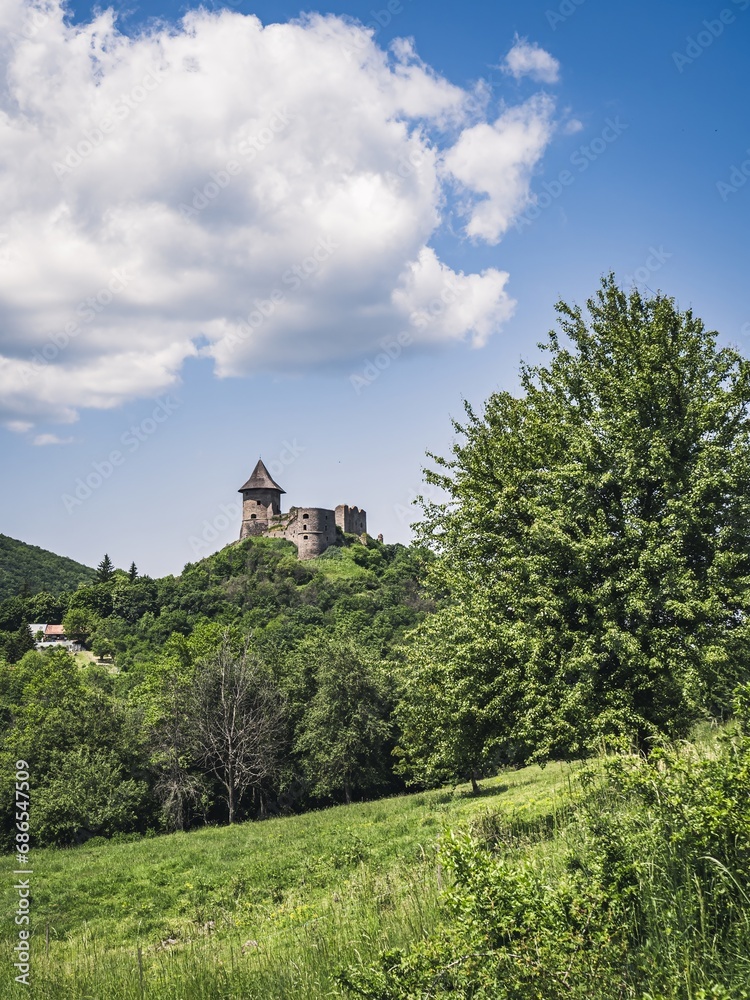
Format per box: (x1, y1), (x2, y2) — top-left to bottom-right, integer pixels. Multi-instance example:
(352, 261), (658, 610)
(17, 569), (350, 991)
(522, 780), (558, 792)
(28, 623), (80, 651)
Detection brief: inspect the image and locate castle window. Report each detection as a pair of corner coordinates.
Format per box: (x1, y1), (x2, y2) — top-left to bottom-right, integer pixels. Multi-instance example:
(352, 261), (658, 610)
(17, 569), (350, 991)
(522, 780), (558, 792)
(303, 512), (309, 519)
(256, 500), (262, 505)
(250, 514), (257, 520)
(303, 534), (309, 539)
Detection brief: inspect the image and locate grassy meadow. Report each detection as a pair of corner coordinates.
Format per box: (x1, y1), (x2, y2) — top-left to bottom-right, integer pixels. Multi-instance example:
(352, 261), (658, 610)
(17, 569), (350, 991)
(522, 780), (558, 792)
(1, 763), (575, 999)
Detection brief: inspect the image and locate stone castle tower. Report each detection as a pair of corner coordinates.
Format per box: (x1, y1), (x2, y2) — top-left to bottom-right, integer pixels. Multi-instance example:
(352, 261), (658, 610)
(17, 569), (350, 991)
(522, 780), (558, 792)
(239, 458), (367, 560)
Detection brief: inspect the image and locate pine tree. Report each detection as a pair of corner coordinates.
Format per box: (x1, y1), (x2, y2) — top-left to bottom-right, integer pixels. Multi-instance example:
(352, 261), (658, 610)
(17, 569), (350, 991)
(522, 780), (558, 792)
(96, 554), (115, 583)
(128, 562), (138, 583)
(7, 623), (35, 663)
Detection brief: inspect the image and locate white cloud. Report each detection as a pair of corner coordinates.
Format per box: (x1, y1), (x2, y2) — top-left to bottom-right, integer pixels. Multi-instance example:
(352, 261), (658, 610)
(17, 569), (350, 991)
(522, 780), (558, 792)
(392, 248), (515, 348)
(0, 2), (561, 426)
(33, 433), (74, 446)
(502, 38), (560, 84)
(443, 96), (557, 243)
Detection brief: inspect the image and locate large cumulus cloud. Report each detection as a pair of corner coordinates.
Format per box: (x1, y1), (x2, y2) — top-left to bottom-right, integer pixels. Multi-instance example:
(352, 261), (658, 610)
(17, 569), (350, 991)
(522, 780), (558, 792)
(0, 3), (560, 428)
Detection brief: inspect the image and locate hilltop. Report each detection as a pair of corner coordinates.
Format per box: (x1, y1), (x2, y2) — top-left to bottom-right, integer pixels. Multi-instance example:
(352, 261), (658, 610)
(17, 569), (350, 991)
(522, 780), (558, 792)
(0, 534), (95, 602)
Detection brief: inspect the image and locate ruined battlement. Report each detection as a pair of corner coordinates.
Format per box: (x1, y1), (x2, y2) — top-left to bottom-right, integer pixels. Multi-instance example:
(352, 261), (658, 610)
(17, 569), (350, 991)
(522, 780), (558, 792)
(238, 459), (368, 559)
(335, 504), (367, 536)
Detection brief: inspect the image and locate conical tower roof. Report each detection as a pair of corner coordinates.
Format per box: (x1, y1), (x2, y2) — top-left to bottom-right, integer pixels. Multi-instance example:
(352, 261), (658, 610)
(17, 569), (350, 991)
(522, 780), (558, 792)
(238, 458), (286, 494)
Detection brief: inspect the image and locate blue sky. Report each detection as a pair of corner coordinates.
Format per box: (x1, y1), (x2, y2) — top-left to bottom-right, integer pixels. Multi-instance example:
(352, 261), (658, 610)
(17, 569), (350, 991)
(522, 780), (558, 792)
(1, 0), (748, 577)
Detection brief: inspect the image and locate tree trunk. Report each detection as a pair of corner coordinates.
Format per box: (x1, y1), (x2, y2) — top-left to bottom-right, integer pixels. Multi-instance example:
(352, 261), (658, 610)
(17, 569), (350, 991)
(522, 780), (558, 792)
(470, 770), (480, 795)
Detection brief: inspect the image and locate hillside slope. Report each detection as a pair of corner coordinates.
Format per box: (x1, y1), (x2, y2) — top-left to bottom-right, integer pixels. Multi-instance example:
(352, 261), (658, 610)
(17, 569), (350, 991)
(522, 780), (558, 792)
(0, 763), (572, 999)
(0, 533), (95, 601)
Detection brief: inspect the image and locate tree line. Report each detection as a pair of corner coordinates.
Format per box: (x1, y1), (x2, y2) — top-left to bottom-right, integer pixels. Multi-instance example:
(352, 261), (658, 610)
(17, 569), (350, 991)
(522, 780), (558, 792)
(0, 538), (429, 846)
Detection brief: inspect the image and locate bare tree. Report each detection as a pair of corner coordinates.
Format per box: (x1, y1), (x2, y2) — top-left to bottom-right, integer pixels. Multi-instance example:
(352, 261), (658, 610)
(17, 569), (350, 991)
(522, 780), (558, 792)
(191, 638), (287, 824)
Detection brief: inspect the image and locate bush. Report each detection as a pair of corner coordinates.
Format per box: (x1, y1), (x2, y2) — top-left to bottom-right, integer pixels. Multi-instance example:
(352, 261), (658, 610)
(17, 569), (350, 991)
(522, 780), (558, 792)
(340, 686), (750, 999)
(33, 748), (149, 846)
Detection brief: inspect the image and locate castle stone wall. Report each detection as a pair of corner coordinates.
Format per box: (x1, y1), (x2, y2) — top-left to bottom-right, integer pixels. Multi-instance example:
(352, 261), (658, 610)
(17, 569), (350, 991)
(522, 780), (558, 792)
(240, 516), (269, 539)
(240, 489), (282, 539)
(335, 504), (367, 536)
(284, 507), (337, 559)
(238, 463), (367, 559)
(242, 488), (281, 520)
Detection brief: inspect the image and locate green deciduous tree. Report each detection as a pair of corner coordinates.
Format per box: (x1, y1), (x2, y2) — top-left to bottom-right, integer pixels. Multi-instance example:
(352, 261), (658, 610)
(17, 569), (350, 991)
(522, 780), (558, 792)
(91, 635), (116, 661)
(33, 748), (148, 846)
(403, 277), (750, 773)
(395, 600), (515, 791)
(149, 666), (210, 832)
(26, 591), (68, 623)
(295, 636), (394, 803)
(111, 577), (157, 623)
(68, 583), (114, 617)
(0, 649), (151, 847)
(62, 606), (101, 646)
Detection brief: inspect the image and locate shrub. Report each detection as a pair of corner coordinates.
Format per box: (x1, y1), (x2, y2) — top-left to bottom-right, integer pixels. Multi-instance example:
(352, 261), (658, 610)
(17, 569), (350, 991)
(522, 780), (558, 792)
(339, 686), (750, 999)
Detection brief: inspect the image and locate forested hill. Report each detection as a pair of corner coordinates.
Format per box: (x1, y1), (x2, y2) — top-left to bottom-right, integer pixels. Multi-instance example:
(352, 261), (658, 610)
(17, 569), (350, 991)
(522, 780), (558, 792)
(0, 534), (435, 846)
(0, 533), (96, 602)
(0, 534), (432, 671)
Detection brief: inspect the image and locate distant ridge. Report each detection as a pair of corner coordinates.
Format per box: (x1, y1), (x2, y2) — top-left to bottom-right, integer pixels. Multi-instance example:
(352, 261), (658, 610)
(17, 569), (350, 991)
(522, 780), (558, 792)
(0, 534), (96, 602)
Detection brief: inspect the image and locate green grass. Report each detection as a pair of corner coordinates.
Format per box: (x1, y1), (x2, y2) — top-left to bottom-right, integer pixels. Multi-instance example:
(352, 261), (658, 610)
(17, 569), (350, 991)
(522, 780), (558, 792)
(307, 547), (377, 582)
(0, 763), (574, 999)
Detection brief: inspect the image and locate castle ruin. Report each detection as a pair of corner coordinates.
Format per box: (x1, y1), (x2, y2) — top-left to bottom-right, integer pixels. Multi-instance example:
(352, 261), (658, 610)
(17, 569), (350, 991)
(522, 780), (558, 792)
(238, 458), (367, 559)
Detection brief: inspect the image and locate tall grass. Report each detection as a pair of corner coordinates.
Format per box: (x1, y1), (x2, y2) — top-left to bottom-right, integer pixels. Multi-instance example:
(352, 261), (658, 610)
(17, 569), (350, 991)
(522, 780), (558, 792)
(0, 764), (573, 999)
(3, 865), (441, 998)
(337, 719), (750, 999)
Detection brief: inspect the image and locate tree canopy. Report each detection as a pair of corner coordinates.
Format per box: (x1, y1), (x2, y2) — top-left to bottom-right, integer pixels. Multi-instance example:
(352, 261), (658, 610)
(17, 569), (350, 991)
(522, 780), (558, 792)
(0, 535), (431, 845)
(399, 277), (750, 780)
(0, 534), (95, 602)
